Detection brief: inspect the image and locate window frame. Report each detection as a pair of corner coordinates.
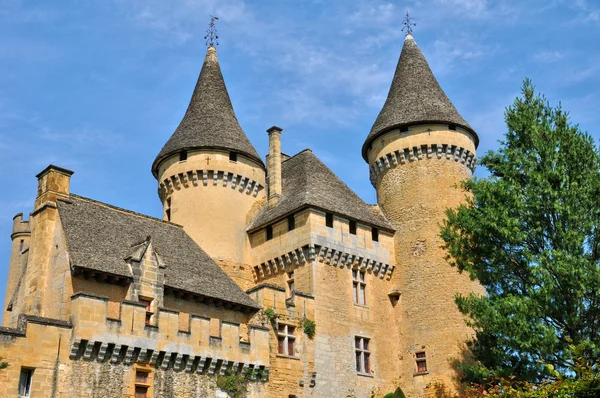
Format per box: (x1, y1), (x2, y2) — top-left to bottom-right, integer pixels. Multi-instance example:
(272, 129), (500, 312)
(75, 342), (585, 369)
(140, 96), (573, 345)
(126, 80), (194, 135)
(415, 351), (428, 374)
(287, 214), (296, 231)
(355, 337), (371, 375)
(134, 368), (152, 398)
(266, 225), (273, 241)
(138, 297), (154, 325)
(18, 367), (33, 397)
(349, 220), (357, 235)
(277, 324), (296, 357)
(352, 269), (367, 306)
(325, 212), (334, 228)
(371, 227), (379, 242)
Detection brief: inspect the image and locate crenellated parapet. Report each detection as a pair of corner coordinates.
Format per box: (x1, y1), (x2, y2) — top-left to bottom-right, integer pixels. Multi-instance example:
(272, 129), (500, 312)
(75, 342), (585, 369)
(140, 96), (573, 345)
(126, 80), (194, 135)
(11, 213), (30, 240)
(158, 168), (264, 201)
(69, 293), (270, 377)
(369, 143), (476, 186)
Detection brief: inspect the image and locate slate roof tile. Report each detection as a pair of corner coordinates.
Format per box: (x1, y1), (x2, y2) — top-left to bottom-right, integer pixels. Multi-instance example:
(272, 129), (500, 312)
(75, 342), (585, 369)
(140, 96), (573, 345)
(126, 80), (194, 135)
(57, 194), (260, 310)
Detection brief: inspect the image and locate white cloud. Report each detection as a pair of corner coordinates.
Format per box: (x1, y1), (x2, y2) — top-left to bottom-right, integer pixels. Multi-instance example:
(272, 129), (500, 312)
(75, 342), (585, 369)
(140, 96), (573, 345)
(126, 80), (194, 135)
(534, 51), (566, 63)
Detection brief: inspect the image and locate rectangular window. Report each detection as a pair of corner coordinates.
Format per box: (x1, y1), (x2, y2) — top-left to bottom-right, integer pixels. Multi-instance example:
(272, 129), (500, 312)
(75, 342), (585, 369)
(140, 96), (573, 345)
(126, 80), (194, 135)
(19, 239), (24, 252)
(448, 124), (457, 131)
(179, 151), (187, 161)
(400, 126), (409, 133)
(19, 368), (33, 397)
(287, 215), (295, 231)
(266, 225), (273, 241)
(371, 228), (379, 242)
(355, 337), (371, 374)
(287, 271), (295, 296)
(349, 220), (357, 235)
(352, 270), (366, 305)
(416, 352), (428, 373)
(229, 152), (238, 162)
(139, 297), (153, 325)
(135, 386), (148, 398)
(325, 212), (334, 228)
(277, 324), (296, 356)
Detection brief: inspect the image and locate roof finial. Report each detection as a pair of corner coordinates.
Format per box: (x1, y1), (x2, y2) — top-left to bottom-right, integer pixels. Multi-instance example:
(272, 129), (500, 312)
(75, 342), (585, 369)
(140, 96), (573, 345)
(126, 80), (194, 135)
(204, 15), (219, 47)
(401, 11), (416, 36)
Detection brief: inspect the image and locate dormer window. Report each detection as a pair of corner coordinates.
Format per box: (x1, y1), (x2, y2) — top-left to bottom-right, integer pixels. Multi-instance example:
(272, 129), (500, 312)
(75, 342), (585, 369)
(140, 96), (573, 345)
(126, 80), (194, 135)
(229, 152), (238, 162)
(179, 151), (187, 161)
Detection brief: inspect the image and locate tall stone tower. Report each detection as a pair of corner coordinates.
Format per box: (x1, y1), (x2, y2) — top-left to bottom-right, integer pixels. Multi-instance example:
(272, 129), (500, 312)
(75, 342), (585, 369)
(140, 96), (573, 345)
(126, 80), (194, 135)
(363, 34), (481, 395)
(152, 46), (266, 267)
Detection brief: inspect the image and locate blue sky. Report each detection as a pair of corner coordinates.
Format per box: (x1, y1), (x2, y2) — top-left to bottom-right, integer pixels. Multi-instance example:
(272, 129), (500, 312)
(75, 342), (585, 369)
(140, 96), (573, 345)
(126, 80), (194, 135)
(1, 0), (599, 311)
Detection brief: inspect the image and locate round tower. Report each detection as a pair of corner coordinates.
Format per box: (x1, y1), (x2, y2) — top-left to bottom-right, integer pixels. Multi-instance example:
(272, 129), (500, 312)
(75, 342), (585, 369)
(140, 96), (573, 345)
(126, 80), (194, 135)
(363, 34), (482, 395)
(152, 46), (266, 264)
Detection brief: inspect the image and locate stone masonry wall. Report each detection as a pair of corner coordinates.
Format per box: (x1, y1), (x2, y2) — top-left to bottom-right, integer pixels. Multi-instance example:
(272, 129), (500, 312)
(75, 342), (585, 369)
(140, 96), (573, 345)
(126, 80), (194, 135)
(373, 126), (483, 397)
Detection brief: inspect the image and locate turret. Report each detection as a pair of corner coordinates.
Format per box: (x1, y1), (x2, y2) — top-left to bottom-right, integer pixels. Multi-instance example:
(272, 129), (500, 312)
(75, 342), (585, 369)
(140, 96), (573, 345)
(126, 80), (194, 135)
(2, 213), (31, 326)
(364, 34), (482, 395)
(152, 46), (266, 264)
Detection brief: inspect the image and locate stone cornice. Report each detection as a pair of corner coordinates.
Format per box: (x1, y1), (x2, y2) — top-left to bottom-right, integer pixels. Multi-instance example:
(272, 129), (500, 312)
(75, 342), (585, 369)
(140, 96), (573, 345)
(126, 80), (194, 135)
(159, 168), (265, 201)
(369, 143), (476, 186)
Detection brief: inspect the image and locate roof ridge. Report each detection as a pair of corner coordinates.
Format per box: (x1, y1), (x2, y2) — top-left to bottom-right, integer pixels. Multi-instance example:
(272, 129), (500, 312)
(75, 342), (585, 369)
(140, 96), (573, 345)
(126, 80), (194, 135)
(281, 148), (313, 164)
(66, 194), (183, 228)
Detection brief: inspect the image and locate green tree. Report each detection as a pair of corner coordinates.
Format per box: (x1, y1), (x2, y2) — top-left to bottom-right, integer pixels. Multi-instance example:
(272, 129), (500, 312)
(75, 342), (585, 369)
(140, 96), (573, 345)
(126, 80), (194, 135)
(0, 356), (8, 371)
(441, 79), (600, 384)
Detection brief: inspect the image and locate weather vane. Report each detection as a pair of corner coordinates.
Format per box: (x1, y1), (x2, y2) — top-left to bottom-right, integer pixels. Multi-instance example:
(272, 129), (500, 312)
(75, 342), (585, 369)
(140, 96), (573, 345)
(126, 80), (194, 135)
(401, 11), (416, 36)
(204, 15), (219, 46)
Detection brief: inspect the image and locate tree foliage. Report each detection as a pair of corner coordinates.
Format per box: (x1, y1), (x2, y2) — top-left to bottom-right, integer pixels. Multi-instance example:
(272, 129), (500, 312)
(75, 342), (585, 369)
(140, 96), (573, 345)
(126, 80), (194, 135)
(441, 79), (600, 383)
(0, 356), (7, 371)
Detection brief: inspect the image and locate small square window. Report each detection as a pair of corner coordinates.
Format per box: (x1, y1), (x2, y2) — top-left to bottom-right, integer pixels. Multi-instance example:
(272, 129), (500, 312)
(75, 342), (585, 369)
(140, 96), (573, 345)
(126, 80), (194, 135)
(266, 225), (273, 241)
(287, 271), (295, 296)
(179, 151), (187, 161)
(349, 220), (357, 235)
(277, 324), (296, 356)
(229, 152), (238, 162)
(400, 126), (409, 133)
(136, 371), (149, 384)
(288, 215), (295, 231)
(325, 213), (334, 228)
(449, 124), (457, 131)
(371, 228), (379, 242)
(19, 368), (33, 397)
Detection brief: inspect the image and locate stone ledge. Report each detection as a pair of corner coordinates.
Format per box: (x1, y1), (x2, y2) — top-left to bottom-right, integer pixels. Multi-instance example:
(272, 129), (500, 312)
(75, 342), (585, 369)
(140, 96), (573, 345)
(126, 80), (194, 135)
(71, 292), (109, 301)
(0, 314), (72, 338)
(246, 283), (286, 294)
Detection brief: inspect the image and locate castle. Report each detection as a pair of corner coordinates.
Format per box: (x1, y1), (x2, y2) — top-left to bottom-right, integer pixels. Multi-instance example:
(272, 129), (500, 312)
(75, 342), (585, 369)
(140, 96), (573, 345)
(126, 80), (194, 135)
(0, 31), (481, 398)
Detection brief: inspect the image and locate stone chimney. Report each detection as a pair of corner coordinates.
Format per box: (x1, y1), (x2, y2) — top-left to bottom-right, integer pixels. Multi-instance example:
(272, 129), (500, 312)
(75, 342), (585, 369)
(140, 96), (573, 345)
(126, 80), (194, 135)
(267, 126), (283, 207)
(34, 165), (73, 211)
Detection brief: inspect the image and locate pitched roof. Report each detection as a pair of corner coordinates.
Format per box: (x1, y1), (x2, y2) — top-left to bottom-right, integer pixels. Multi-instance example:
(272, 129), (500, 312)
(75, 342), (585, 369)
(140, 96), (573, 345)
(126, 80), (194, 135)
(57, 194), (260, 310)
(362, 34), (478, 160)
(248, 150), (393, 232)
(152, 46), (263, 177)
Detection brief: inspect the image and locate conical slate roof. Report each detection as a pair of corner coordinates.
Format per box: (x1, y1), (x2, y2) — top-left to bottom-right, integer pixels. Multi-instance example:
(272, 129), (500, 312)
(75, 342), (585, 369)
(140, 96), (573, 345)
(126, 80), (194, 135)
(152, 46), (263, 177)
(362, 34), (478, 161)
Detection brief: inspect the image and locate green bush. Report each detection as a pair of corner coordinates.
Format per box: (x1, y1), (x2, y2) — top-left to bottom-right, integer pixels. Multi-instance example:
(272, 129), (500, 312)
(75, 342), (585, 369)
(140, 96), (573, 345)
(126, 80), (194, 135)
(299, 317), (316, 339)
(383, 387), (406, 398)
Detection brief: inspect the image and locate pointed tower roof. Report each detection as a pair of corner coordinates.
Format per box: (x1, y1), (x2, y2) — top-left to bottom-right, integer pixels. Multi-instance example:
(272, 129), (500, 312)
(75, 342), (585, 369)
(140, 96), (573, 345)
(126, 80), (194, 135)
(362, 34), (478, 161)
(152, 46), (263, 177)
